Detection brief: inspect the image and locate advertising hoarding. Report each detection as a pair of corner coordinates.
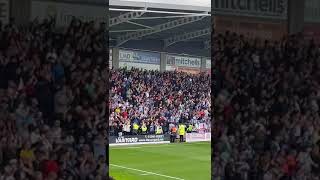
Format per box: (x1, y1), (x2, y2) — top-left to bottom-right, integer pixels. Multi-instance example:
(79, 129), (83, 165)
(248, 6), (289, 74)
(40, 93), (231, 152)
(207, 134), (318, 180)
(109, 134), (170, 145)
(213, 0), (288, 20)
(186, 132), (211, 142)
(166, 55), (201, 74)
(205, 58), (211, 74)
(205, 59), (211, 69)
(109, 49), (112, 69)
(31, 0), (106, 28)
(119, 50), (161, 71)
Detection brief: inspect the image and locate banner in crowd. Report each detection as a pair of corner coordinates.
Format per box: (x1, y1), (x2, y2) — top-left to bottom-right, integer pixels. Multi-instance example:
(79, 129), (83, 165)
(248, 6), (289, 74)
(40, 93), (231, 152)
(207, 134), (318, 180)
(186, 132), (211, 142)
(31, 0), (106, 28)
(214, 16), (287, 41)
(119, 50), (161, 71)
(213, 0), (288, 20)
(109, 134), (170, 145)
(0, 0), (9, 25)
(109, 49), (112, 69)
(166, 55), (201, 74)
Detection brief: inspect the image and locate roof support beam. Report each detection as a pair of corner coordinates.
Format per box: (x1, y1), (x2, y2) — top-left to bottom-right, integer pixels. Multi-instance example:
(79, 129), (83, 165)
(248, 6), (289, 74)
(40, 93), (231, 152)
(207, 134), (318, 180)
(131, 14), (207, 20)
(126, 21), (153, 29)
(109, 11), (146, 27)
(116, 16), (206, 46)
(164, 28), (210, 47)
(110, 29), (150, 33)
(109, 8), (210, 16)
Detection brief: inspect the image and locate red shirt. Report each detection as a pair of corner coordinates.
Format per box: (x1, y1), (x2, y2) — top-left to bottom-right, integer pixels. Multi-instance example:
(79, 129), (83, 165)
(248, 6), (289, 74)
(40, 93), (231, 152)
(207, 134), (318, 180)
(43, 160), (59, 177)
(122, 111), (128, 119)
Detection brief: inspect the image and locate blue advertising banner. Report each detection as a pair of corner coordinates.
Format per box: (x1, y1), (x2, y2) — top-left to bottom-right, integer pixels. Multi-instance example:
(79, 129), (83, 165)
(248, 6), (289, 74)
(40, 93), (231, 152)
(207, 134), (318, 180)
(119, 50), (161, 70)
(119, 50), (160, 64)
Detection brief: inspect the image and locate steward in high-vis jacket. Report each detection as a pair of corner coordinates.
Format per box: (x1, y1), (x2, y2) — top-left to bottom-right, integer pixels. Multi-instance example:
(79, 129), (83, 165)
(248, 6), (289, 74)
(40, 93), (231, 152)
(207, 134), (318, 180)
(178, 123), (186, 142)
(170, 126), (177, 143)
(187, 124), (193, 133)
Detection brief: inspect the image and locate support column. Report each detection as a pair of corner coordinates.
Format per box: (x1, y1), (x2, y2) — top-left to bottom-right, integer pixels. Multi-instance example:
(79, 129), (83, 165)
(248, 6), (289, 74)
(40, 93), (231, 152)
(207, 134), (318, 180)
(160, 52), (166, 72)
(113, 48), (119, 69)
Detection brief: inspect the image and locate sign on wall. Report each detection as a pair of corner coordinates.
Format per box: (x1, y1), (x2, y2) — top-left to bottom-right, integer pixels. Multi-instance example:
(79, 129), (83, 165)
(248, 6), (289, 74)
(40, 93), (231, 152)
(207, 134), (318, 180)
(31, 0), (106, 27)
(205, 58), (211, 74)
(109, 134), (170, 144)
(166, 55), (201, 74)
(109, 49), (112, 69)
(119, 50), (161, 71)
(0, 0), (9, 25)
(213, 0), (288, 20)
(205, 59), (211, 69)
(186, 132), (211, 142)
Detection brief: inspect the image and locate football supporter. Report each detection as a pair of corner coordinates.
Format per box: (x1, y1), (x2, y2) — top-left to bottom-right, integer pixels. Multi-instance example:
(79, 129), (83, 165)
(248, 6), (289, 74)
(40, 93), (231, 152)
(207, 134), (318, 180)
(213, 31), (320, 180)
(109, 68), (211, 137)
(0, 17), (107, 179)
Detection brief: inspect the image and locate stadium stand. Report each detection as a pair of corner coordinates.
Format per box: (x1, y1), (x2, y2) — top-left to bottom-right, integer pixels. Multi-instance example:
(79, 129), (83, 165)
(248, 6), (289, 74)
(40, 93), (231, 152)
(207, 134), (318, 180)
(0, 17), (107, 179)
(212, 31), (320, 180)
(109, 68), (211, 136)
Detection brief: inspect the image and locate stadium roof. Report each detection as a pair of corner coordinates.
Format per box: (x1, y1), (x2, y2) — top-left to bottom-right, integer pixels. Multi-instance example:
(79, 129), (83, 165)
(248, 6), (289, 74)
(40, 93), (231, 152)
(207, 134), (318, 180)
(109, 0), (211, 57)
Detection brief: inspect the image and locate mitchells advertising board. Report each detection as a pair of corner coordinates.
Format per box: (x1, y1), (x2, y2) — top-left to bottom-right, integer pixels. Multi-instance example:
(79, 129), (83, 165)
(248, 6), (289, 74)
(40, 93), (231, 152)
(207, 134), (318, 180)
(213, 0), (288, 20)
(166, 55), (201, 74)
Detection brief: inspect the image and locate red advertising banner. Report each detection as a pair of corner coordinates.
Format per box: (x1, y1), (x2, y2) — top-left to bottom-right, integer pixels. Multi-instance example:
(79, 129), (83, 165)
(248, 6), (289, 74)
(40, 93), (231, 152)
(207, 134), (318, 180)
(214, 16), (287, 41)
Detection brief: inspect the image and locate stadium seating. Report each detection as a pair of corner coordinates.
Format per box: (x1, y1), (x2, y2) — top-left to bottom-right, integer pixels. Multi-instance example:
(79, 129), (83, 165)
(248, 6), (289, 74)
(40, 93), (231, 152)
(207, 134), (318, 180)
(109, 68), (211, 136)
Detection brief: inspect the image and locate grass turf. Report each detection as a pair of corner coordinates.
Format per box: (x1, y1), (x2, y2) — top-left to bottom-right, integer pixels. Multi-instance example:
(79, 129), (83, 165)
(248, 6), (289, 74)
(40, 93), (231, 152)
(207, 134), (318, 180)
(109, 142), (210, 180)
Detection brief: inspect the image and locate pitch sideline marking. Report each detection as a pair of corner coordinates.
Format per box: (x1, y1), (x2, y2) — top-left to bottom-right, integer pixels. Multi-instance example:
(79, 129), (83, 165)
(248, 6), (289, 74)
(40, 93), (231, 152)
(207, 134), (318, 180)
(110, 164), (186, 180)
(111, 142), (210, 149)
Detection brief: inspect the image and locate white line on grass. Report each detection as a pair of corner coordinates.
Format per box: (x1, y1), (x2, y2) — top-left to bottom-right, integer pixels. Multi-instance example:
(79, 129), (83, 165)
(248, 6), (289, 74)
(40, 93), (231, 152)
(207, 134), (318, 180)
(110, 164), (186, 180)
(140, 173), (151, 175)
(111, 142), (209, 149)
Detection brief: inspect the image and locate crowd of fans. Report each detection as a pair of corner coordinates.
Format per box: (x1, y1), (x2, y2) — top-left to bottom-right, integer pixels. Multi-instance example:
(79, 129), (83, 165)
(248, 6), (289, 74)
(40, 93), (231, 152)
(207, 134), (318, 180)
(109, 68), (211, 136)
(213, 31), (320, 180)
(0, 18), (107, 179)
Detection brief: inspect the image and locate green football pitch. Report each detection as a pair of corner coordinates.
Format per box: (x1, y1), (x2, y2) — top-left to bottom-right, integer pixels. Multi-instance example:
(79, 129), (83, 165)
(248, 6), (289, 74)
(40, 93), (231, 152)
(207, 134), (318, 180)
(109, 142), (210, 180)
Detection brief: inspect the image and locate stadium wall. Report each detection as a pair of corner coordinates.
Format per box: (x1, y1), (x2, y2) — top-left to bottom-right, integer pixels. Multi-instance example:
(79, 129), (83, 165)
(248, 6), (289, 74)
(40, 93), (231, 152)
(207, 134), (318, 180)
(109, 47), (211, 74)
(109, 133), (211, 146)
